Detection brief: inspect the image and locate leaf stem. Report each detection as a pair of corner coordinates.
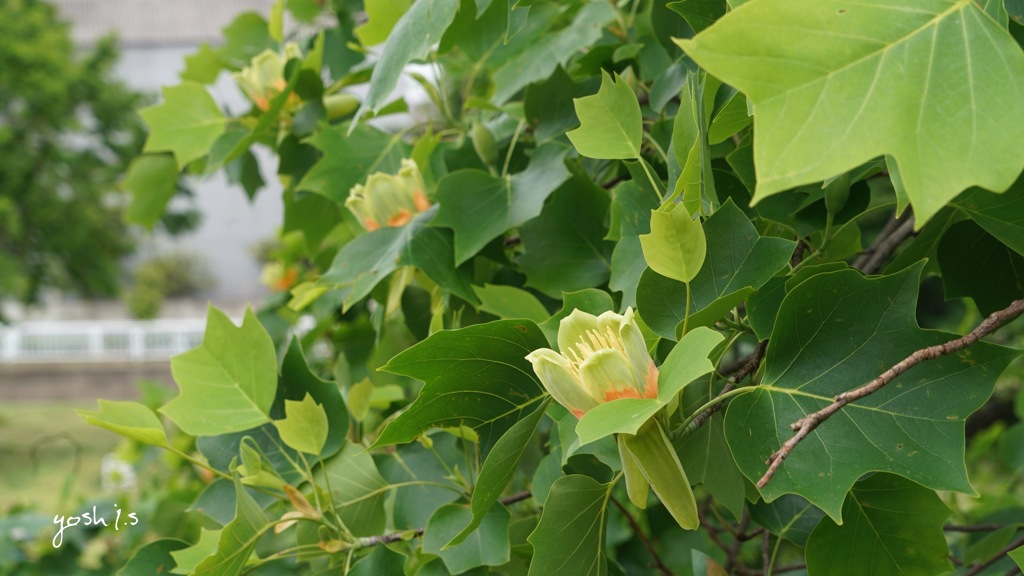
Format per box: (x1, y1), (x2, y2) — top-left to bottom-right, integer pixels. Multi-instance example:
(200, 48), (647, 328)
(643, 132), (669, 165)
(674, 386), (754, 438)
(636, 155), (662, 200)
(502, 118), (526, 177)
(681, 281), (692, 336)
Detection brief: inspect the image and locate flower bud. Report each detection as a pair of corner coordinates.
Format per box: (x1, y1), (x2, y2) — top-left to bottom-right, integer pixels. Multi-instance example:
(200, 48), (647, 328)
(525, 307), (658, 418)
(345, 159), (431, 231)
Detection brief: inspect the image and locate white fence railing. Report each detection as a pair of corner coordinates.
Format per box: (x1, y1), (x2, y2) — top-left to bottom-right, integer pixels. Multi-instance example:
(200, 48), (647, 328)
(0, 319), (211, 363)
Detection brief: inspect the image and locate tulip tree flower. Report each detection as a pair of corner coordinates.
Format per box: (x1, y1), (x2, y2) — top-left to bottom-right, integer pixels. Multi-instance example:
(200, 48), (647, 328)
(234, 45), (302, 112)
(346, 159), (431, 231)
(526, 307), (700, 530)
(525, 308), (657, 419)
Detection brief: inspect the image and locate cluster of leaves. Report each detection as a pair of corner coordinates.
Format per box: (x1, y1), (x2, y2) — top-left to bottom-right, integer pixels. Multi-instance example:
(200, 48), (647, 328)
(82, 0), (1024, 574)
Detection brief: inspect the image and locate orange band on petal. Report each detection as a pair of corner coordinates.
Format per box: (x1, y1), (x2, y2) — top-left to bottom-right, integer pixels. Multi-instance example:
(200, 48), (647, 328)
(645, 360), (659, 399)
(603, 387), (643, 402)
(413, 189), (430, 212)
(363, 218), (380, 231)
(388, 210), (412, 226)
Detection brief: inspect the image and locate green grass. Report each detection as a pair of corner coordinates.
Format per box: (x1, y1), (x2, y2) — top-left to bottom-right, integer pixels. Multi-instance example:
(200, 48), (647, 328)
(0, 402), (119, 512)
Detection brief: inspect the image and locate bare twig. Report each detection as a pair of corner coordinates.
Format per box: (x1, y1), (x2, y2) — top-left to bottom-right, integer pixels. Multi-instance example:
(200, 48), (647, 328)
(689, 341), (768, 432)
(964, 534), (1024, 576)
(945, 523), (1008, 533)
(853, 214), (916, 274)
(725, 510), (751, 573)
(758, 298), (1024, 489)
(610, 496), (673, 575)
(762, 532), (771, 575)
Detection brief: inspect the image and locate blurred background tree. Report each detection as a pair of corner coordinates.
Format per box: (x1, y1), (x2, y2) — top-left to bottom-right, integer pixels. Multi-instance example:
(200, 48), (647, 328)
(0, 0), (172, 310)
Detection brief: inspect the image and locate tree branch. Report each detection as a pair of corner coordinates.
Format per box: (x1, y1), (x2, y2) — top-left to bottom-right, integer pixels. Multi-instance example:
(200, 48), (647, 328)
(853, 214), (916, 274)
(610, 496), (673, 575)
(758, 298), (1024, 489)
(964, 534), (1024, 576)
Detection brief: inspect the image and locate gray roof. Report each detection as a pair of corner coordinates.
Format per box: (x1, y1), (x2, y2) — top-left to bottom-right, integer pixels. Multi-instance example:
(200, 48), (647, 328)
(52, 0), (277, 46)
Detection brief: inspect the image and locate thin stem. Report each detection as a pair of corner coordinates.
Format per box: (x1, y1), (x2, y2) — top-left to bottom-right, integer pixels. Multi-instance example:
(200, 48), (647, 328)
(644, 132), (669, 165)
(610, 496), (673, 575)
(681, 281), (692, 336)
(167, 447), (231, 482)
(637, 156), (662, 201)
(675, 387), (753, 436)
(502, 119), (526, 177)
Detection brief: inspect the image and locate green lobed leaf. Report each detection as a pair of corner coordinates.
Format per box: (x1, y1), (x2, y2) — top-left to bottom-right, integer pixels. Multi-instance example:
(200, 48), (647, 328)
(668, 0), (727, 32)
(161, 307), (277, 436)
(639, 202), (707, 284)
(575, 327), (723, 445)
(748, 494), (824, 546)
(519, 176), (615, 298)
(673, 70), (719, 216)
(181, 43), (224, 83)
(676, 0), (1024, 226)
(805, 474), (952, 575)
(567, 71), (643, 160)
(377, 436), (467, 530)
(527, 475), (611, 576)
(676, 413), (747, 519)
(1011, 544), (1024, 571)
(473, 284), (550, 324)
(350, 545), (408, 576)
(492, 2), (617, 104)
(117, 539), (188, 576)
(193, 476), (269, 576)
(121, 154), (179, 230)
(325, 442), (389, 537)
(359, 0), (460, 116)
(197, 424), (304, 486)
(724, 263), (1020, 521)
(432, 143), (571, 264)
(273, 393), (328, 455)
(170, 528), (222, 575)
(374, 319), (549, 457)
(423, 504), (511, 572)
(447, 400), (547, 547)
(524, 66), (593, 143)
(139, 82), (226, 169)
(216, 12), (276, 69)
(951, 174), (1024, 256)
(78, 400), (168, 447)
(317, 207), (477, 311)
(298, 123), (408, 204)
(355, 0), (413, 46)
(638, 200), (793, 339)
(937, 220), (1024, 315)
(276, 338), (348, 458)
(539, 289), (616, 348)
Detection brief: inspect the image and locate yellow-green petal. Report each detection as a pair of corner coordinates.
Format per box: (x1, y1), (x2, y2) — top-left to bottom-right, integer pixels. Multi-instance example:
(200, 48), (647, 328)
(525, 348), (597, 416)
(578, 348), (640, 402)
(557, 308), (603, 355)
